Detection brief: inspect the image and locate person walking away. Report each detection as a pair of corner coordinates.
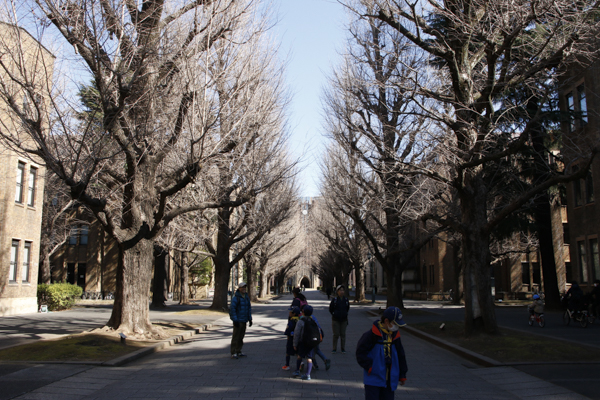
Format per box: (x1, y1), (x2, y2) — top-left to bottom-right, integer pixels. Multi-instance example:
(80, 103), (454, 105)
(329, 284), (350, 353)
(565, 281), (584, 312)
(282, 307), (301, 370)
(230, 282), (252, 359)
(310, 314), (331, 371)
(528, 294), (544, 316)
(293, 305), (321, 380)
(291, 287), (308, 310)
(326, 286), (332, 299)
(356, 306), (408, 400)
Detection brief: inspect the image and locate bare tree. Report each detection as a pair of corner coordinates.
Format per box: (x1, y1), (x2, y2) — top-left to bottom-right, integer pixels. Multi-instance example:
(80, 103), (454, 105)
(0, 0), (284, 335)
(321, 10), (442, 307)
(345, 0), (600, 334)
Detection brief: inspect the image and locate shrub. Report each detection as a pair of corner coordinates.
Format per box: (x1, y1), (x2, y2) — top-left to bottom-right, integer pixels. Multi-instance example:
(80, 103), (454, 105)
(37, 283), (83, 311)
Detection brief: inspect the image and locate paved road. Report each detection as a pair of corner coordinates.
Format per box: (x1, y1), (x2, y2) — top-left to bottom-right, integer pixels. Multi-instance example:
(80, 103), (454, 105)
(1, 290), (588, 400)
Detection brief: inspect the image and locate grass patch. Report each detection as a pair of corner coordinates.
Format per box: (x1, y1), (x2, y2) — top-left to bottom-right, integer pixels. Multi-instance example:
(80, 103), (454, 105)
(0, 334), (148, 362)
(410, 321), (600, 363)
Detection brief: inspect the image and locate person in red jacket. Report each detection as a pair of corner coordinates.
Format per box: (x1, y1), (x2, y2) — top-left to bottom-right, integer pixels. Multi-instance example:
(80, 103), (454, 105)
(356, 306), (408, 400)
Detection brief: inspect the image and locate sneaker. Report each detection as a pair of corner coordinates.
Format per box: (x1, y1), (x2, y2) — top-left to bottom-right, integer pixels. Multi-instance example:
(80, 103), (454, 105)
(237, 353), (247, 357)
(341, 350), (346, 354)
(325, 359), (331, 371)
(282, 365), (290, 371)
(301, 374), (311, 381)
(313, 364), (319, 370)
(231, 354), (238, 359)
(331, 350), (336, 354)
(293, 370), (300, 377)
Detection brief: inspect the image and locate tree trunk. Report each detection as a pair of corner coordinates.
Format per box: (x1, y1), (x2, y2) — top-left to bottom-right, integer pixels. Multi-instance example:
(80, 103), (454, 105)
(535, 194), (562, 309)
(258, 269), (268, 298)
(107, 238), (154, 334)
(246, 259), (258, 302)
(39, 240), (52, 284)
(151, 245), (168, 308)
(354, 263), (366, 302)
(461, 186), (498, 336)
(179, 252), (190, 305)
(211, 255), (231, 310)
(385, 265), (404, 309)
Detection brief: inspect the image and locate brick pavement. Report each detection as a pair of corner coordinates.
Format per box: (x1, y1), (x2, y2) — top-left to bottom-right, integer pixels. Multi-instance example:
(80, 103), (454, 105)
(6, 290), (589, 400)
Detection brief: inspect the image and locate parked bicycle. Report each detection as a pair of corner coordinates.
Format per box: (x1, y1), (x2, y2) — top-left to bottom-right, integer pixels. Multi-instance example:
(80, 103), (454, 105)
(528, 311), (545, 327)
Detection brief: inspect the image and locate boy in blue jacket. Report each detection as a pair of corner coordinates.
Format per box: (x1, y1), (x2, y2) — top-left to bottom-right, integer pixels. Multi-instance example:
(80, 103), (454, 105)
(356, 307), (408, 400)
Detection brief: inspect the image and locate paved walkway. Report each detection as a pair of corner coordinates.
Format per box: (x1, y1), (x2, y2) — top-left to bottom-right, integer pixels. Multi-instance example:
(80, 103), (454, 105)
(2, 290), (589, 399)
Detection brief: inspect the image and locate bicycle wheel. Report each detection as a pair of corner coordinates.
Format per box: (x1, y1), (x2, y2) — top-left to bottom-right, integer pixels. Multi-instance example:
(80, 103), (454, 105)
(580, 313), (588, 328)
(538, 316), (545, 328)
(563, 310), (571, 326)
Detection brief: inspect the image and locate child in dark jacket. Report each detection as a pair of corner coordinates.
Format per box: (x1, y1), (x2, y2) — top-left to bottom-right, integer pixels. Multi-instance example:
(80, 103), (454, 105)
(356, 306), (408, 400)
(282, 307), (301, 370)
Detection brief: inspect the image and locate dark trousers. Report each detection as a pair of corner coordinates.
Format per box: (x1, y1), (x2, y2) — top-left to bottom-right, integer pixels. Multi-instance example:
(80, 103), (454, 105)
(231, 322), (247, 354)
(365, 384), (394, 400)
(332, 319), (348, 351)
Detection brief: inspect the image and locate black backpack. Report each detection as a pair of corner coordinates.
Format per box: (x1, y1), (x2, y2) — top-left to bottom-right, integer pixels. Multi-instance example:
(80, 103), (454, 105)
(302, 317), (322, 349)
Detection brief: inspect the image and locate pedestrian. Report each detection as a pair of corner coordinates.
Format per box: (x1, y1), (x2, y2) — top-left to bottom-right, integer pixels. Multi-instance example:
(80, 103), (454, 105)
(329, 284), (350, 354)
(229, 282), (252, 359)
(356, 306), (408, 400)
(291, 287), (308, 310)
(310, 314), (331, 371)
(282, 306), (301, 370)
(326, 286), (332, 299)
(293, 305), (321, 380)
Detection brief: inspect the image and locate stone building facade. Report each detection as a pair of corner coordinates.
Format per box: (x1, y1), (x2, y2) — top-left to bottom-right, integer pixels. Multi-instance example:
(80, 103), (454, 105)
(0, 23), (54, 316)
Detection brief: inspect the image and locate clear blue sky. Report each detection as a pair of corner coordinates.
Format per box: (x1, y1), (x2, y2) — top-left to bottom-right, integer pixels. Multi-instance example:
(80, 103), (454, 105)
(272, 0), (347, 197)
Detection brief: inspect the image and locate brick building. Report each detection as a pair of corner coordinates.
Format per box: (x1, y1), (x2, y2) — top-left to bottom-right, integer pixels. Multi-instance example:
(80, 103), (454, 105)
(0, 23), (54, 316)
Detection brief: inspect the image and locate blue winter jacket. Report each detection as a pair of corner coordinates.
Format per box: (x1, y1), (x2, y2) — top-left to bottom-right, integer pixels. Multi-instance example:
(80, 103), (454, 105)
(356, 320), (407, 390)
(230, 290), (252, 323)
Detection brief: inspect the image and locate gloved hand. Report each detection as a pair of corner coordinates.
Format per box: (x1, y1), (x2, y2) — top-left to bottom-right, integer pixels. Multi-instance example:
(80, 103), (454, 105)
(233, 321), (239, 328)
(399, 378), (407, 386)
(249, 320), (253, 327)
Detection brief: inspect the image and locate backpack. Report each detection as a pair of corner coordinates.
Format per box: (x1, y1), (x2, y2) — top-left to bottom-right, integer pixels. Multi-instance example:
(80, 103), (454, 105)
(302, 317), (322, 349)
(299, 299), (308, 310)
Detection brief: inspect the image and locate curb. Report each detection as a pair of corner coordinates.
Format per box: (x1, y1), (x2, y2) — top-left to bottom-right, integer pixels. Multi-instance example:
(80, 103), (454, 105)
(102, 323), (214, 367)
(366, 309), (502, 367)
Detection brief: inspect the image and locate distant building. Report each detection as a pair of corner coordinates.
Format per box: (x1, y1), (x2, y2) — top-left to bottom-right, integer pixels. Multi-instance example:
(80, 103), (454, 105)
(0, 23), (54, 316)
(560, 59), (600, 292)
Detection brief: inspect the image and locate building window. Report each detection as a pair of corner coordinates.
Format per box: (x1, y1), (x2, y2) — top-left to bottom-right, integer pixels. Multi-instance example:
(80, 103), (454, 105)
(591, 239), (600, 281)
(69, 225), (78, 245)
(79, 225), (89, 245)
(27, 168), (37, 206)
(9, 240), (19, 283)
(577, 84), (588, 126)
(429, 265), (435, 286)
(522, 262), (530, 286)
(578, 240), (589, 283)
(15, 162), (25, 203)
(586, 173), (594, 204)
(566, 92), (575, 132)
(22, 242), (31, 283)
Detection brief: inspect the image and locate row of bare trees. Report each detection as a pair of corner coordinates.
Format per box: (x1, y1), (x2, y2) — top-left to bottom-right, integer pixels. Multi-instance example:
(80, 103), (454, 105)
(0, 0), (300, 335)
(316, 0), (600, 335)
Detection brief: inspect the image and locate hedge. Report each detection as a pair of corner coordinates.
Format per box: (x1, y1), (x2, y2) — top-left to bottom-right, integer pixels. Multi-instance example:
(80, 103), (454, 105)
(37, 283), (83, 311)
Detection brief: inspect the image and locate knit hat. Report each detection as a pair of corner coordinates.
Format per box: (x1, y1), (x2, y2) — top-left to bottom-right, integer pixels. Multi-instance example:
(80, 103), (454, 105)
(302, 305), (313, 316)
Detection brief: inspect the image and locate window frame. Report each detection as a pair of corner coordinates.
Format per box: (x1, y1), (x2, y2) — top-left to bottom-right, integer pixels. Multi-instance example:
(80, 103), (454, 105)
(22, 242), (31, 283)
(27, 167), (37, 207)
(15, 162), (25, 203)
(9, 240), (19, 283)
